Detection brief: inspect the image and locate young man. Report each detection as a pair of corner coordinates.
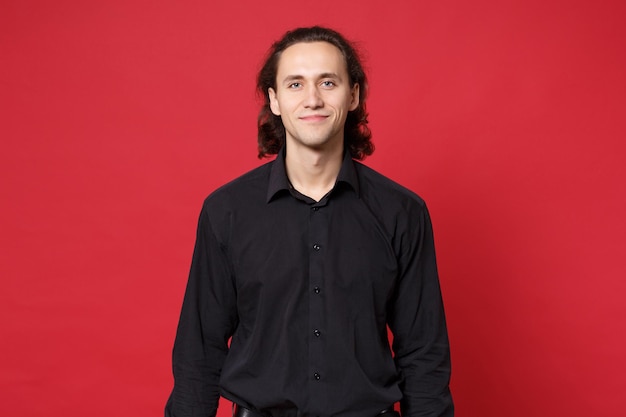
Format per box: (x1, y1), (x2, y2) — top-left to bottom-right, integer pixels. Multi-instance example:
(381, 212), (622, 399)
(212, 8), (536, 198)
(165, 26), (453, 417)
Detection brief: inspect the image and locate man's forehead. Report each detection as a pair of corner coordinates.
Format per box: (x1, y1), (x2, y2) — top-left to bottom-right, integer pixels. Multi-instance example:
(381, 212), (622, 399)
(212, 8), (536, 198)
(276, 41), (348, 76)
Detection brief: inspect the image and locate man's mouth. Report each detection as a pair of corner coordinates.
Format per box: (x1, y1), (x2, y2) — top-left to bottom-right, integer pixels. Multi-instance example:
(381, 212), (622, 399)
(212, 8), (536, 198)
(299, 114), (329, 122)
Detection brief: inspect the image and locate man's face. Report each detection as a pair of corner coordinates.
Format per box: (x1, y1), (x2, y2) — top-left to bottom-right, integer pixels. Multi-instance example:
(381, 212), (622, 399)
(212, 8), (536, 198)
(269, 41), (359, 154)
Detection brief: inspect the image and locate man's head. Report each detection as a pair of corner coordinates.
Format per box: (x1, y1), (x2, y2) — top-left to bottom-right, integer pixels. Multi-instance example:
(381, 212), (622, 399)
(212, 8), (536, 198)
(257, 26), (373, 160)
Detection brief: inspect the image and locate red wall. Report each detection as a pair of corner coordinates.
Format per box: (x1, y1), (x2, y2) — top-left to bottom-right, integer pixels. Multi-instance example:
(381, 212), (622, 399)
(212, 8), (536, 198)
(2, 1), (625, 416)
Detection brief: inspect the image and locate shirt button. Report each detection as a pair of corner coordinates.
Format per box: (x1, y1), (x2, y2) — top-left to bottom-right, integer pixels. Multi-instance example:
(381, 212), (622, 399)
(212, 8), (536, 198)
(312, 207), (319, 211)
(313, 372), (321, 380)
(313, 244), (321, 251)
(314, 287), (321, 294)
(313, 329), (321, 337)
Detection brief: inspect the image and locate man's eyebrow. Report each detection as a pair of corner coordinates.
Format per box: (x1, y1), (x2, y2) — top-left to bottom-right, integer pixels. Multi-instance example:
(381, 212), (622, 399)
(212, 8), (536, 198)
(318, 72), (341, 79)
(280, 73), (343, 84)
(281, 75), (304, 84)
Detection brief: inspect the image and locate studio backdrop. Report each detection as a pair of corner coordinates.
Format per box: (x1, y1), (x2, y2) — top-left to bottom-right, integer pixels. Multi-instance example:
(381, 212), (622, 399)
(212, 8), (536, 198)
(1, 0), (625, 416)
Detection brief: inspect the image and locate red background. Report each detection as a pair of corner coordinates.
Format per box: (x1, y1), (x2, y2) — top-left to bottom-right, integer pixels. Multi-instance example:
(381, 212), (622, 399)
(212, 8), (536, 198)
(2, 1), (625, 416)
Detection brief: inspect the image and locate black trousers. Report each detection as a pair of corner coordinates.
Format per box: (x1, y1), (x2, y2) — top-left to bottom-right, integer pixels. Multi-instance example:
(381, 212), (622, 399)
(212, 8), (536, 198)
(233, 404), (400, 417)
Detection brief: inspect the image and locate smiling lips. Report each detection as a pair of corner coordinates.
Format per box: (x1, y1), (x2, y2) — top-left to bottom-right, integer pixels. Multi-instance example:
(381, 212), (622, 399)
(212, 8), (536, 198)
(299, 114), (329, 122)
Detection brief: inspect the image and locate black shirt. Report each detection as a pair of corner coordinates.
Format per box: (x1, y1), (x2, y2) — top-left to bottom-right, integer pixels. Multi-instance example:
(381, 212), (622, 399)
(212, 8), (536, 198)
(165, 149), (453, 417)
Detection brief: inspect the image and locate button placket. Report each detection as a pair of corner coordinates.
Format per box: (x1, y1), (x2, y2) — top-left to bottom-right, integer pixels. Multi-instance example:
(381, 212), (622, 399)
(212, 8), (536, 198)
(308, 202), (327, 399)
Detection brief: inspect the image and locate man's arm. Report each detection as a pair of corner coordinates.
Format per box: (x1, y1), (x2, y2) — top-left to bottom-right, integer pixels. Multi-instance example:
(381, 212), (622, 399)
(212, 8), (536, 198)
(389, 203), (453, 417)
(165, 203), (238, 417)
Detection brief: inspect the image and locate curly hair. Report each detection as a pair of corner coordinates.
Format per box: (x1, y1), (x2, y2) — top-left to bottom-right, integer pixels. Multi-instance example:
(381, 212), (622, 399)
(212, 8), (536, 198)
(256, 26), (373, 160)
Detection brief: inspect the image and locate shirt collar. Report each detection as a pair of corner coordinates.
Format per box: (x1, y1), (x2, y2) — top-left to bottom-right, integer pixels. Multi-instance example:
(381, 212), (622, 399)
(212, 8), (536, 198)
(266, 146), (360, 203)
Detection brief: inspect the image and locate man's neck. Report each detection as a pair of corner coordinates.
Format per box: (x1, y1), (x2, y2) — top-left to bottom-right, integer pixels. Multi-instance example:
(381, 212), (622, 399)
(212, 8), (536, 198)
(285, 142), (344, 202)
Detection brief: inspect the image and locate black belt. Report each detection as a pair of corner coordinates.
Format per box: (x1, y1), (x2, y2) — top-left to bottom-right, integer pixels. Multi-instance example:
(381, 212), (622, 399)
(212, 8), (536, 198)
(233, 404), (399, 417)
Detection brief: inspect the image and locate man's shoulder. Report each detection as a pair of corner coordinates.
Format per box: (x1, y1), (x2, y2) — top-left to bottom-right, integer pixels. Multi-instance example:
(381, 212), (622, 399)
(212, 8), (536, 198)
(355, 161), (427, 209)
(203, 161), (273, 208)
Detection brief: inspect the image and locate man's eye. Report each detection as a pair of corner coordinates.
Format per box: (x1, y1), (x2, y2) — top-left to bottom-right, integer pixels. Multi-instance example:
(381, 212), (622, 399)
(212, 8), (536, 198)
(321, 81), (335, 87)
(288, 82), (301, 89)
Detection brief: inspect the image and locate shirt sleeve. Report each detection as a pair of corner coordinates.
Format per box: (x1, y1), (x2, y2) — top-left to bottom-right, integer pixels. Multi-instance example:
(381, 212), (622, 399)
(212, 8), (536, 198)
(165, 203), (238, 417)
(388, 202), (454, 417)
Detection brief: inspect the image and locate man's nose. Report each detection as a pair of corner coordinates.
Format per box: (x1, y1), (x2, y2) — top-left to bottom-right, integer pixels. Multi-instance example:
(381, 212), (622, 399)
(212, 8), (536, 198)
(303, 86), (323, 108)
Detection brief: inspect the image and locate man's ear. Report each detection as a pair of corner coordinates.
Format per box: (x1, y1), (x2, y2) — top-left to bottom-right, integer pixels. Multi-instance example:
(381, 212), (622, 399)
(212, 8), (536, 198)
(268, 88), (281, 116)
(349, 83), (360, 111)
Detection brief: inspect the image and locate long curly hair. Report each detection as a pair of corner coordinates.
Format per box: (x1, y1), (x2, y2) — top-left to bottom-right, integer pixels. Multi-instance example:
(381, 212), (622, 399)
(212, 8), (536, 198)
(256, 26), (373, 160)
